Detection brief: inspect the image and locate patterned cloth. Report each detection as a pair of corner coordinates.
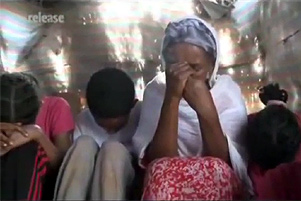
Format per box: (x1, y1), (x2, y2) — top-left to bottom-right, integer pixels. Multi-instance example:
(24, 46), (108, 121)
(142, 157), (243, 200)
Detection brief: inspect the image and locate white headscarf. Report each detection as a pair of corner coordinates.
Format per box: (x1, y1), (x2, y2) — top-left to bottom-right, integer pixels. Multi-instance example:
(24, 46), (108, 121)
(160, 15), (220, 87)
(133, 16), (253, 195)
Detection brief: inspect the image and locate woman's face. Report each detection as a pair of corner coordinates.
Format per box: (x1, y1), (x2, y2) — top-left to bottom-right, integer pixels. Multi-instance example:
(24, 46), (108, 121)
(169, 43), (215, 76)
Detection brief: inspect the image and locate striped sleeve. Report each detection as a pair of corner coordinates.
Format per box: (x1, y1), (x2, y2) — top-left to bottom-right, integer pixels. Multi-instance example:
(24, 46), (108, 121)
(27, 146), (49, 200)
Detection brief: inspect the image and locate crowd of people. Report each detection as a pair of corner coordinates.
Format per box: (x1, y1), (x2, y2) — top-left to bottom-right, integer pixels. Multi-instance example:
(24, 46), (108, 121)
(1, 16), (301, 200)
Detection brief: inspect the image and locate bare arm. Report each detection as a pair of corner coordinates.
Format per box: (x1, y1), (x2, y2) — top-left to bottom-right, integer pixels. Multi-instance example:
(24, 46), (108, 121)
(52, 131), (73, 157)
(0, 125), (61, 166)
(36, 133), (60, 167)
(183, 72), (230, 164)
(145, 95), (180, 162)
(0, 123), (59, 166)
(145, 63), (194, 163)
(1, 123), (70, 166)
(194, 84), (230, 164)
(47, 97), (75, 165)
(51, 131), (73, 164)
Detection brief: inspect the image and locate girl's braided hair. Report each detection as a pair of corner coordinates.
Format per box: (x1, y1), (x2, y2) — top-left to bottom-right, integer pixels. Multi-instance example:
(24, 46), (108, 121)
(0, 72), (41, 125)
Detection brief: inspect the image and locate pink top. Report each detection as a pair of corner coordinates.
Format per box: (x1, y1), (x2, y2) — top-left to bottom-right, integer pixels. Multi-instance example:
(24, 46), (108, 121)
(35, 96), (75, 141)
(249, 156), (301, 199)
(248, 112), (301, 199)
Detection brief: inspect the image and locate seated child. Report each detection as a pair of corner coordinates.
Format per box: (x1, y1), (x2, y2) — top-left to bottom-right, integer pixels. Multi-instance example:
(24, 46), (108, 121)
(247, 83), (301, 200)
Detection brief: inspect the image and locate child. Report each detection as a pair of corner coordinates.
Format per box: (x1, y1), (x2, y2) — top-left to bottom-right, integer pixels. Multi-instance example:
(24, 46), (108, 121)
(54, 68), (141, 200)
(247, 83), (301, 199)
(0, 72), (58, 200)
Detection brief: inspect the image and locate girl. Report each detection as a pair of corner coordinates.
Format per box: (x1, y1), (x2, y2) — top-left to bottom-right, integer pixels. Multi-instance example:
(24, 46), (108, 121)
(0, 73), (75, 199)
(247, 83), (301, 200)
(0, 73), (58, 200)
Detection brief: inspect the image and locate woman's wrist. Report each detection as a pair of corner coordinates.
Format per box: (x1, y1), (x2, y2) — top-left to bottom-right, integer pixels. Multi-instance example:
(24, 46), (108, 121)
(194, 88), (215, 117)
(164, 92), (181, 105)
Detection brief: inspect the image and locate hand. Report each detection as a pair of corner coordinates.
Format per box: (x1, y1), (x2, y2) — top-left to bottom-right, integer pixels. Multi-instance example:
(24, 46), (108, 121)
(183, 70), (209, 111)
(0, 122), (28, 149)
(165, 62), (195, 100)
(0, 124), (43, 156)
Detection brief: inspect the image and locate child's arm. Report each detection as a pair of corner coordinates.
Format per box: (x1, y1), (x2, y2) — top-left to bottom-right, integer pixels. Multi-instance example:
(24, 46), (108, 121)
(24, 125), (59, 167)
(1, 125), (60, 167)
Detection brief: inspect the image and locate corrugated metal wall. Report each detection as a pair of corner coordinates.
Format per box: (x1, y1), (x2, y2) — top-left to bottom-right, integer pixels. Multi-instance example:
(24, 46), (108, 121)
(1, 0), (300, 114)
(260, 0), (301, 112)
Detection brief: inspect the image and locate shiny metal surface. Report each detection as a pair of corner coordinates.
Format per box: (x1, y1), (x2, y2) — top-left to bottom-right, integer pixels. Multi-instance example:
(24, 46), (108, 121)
(231, 0), (301, 113)
(1, 0), (300, 113)
(259, 0), (301, 112)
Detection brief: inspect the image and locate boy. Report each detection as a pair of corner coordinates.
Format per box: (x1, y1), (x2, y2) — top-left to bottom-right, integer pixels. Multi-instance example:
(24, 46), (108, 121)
(54, 68), (141, 200)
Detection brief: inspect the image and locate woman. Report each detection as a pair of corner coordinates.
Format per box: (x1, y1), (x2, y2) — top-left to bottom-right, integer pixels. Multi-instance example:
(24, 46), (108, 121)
(132, 16), (252, 200)
(247, 83), (301, 200)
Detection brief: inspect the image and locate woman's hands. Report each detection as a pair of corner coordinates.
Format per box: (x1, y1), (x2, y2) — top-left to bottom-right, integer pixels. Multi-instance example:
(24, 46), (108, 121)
(165, 62), (195, 101)
(181, 69), (229, 164)
(165, 62), (209, 112)
(183, 70), (209, 112)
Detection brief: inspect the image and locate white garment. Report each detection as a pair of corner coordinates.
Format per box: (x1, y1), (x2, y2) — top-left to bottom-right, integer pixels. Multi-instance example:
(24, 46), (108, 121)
(132, 16), (253, 195)
(132, 73), (253, 194)
(73, 102), (141, 151)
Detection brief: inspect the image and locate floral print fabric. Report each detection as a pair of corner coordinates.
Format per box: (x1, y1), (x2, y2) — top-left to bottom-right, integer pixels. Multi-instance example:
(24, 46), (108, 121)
(142, 157), (243, 200)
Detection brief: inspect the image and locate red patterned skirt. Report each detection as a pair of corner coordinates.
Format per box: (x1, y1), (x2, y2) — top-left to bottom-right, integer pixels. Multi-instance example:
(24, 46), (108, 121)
(142, 157), (243, 200)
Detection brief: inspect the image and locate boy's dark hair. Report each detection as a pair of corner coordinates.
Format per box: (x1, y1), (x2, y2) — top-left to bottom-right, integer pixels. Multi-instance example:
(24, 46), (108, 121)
(247, 105), (301, 170)
(0, 72), (41, 125)
(259, 83), (288, 105)
(86, 68), (135, 119)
